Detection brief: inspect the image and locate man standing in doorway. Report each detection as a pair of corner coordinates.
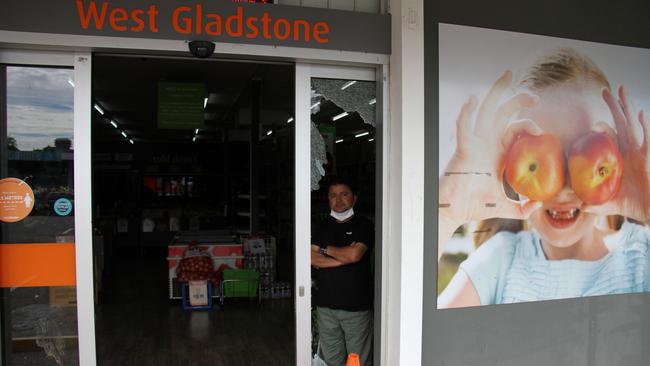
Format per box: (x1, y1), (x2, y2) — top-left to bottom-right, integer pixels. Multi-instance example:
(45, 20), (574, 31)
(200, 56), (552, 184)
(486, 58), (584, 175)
(311, 177), (374, 366)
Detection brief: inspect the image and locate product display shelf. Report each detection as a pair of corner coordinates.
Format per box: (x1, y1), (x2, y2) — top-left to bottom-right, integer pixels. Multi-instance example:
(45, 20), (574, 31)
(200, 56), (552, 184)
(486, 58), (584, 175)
(167, 231), (244, 299)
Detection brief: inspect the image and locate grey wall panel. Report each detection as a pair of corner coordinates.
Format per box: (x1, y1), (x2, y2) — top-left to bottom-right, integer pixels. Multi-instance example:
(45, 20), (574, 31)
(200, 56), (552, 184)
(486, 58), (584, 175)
(423, 1), (650, 365)
(329, 0), (354, 11)
(301, 0), (329, 8)
(354, 0), (380, 13)
(0, 1), (391, 54)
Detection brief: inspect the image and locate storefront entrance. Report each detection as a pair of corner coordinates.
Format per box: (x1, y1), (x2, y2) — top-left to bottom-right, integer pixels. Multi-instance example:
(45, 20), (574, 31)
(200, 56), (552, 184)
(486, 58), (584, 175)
(90, 54), (296, 365)
(0, 49), (384, 366)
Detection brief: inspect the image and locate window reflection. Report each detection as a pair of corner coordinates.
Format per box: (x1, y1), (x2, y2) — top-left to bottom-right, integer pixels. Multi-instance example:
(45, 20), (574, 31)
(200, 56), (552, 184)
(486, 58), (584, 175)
(3, 65), (79, 365)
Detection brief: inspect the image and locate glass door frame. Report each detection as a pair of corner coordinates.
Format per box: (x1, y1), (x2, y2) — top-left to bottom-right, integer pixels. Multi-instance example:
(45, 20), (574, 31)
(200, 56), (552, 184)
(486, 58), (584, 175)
(294, 63), (388, 366)
(0, 49), (95, 366)
(1, 46), (388, 366)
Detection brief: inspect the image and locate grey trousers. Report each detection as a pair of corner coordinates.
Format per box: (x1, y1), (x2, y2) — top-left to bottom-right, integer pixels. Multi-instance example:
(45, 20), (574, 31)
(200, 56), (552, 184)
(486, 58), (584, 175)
(317, 307), (372, 366)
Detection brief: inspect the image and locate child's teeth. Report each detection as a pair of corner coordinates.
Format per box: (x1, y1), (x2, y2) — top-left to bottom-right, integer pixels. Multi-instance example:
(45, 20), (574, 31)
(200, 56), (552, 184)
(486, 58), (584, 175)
(547, 209), (578, 220)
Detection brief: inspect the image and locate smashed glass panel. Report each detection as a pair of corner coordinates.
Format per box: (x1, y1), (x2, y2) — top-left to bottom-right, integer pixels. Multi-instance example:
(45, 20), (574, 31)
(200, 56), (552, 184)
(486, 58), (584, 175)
(312, 79), (376, 126)
(311, 121), (327, 191)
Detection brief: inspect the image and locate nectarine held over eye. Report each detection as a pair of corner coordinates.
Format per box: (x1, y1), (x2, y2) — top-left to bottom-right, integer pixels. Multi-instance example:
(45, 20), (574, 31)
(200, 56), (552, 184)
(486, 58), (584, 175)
(568, 132), (623, 205)
(504, 133), (565, 202)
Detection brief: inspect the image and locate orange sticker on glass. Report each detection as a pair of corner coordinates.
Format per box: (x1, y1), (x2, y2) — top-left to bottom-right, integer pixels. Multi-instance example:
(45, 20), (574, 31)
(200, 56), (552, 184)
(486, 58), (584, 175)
(0, 178), (35, 223)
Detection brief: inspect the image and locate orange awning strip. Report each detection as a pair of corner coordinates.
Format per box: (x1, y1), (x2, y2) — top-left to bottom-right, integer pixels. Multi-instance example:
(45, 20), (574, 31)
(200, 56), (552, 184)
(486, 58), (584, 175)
(0, 243), (76, 288)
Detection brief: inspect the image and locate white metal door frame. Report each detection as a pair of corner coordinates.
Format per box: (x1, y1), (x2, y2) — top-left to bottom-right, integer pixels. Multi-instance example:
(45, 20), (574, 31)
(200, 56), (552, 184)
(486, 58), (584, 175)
(73, 51), (96, 366)
(0, 48), (96, 366)
(294, 62), (386, 366)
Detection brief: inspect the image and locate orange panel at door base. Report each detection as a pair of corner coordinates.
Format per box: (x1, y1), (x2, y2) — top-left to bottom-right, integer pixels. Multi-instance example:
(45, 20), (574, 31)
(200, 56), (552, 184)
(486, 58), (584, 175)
(0, 177), (35, 223)
(0, 243), (76, 288)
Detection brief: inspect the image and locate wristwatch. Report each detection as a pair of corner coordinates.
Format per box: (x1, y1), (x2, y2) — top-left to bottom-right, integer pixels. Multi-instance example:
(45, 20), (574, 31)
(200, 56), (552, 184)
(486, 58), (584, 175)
(319, 246), (329, 256)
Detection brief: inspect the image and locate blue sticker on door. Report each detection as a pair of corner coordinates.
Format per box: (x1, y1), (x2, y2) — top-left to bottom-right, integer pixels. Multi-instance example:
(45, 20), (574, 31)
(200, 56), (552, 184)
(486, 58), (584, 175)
(53, 198), (73, 216)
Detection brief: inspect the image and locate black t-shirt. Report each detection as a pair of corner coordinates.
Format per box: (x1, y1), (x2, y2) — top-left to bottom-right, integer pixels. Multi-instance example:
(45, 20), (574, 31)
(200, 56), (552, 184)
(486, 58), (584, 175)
(312, 214), (374, 311)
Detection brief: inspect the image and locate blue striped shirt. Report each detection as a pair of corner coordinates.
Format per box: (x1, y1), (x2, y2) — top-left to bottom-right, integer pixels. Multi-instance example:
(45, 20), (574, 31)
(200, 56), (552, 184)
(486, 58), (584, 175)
(460, 222), (650, 305)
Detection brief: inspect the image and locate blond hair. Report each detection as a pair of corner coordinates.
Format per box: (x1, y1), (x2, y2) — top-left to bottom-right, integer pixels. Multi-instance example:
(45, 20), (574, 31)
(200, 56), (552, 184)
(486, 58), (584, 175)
(520, 48), (610, 91)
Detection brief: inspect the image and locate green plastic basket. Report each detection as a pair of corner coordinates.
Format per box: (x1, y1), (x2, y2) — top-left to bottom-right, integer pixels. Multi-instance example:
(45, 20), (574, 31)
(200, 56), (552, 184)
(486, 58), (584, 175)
(222, 269), (259, 298)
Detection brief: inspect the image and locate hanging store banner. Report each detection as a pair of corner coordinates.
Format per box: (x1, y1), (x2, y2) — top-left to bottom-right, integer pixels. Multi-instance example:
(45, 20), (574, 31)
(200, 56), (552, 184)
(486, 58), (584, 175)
(157, 81), (206, 129)
(0, 0), (391, 54)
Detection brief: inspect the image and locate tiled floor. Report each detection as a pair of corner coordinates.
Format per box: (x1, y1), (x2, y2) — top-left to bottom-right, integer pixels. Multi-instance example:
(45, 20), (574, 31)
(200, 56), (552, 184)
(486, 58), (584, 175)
(94, 254), (295, 366)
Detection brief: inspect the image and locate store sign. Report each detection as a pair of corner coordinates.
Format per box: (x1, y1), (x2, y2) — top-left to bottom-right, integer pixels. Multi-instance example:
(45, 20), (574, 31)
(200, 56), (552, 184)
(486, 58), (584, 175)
(0, 1), (390, 54)
(188, 280), (209, 306)
(158, 81), (206, 129)
(0, 178), (35, 223)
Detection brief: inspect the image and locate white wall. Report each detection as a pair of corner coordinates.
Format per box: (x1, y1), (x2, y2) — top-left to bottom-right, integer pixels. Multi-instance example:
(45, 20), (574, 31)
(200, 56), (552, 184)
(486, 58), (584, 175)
(385, 0), (424, 365)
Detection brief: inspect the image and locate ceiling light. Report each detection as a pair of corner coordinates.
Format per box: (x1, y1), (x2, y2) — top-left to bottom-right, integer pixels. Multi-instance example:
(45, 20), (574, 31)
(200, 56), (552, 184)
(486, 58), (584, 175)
(368, 138), (375, 142)
(110, 120), (118, 128)
(195, 128), (199, 134)
(93, 103), (105, 115)
(341, 81), (357, 90)
(67, 78), (75, 88)
(129, 139), (134, 145)
(355, 131), (370, 138)
(310, 101), (321, 110)
(332, 112), (349, 121)
(336, 139), (344, 144)
(192, 136), (197, 142)
(369, 98), (377, 105)
(266, 130), (273, 136)
(204, 98), (208, 108)
(121, 131), (127, 138)
(287, 117), (294, 123)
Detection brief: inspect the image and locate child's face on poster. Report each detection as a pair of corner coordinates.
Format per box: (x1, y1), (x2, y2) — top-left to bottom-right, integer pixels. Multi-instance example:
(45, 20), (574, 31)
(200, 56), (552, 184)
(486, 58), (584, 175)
(520, 82), (613, 248)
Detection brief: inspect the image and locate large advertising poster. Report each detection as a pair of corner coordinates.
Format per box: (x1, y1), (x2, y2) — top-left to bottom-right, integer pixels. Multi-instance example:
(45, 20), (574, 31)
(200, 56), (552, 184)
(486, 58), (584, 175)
(437, 23), (650, 309)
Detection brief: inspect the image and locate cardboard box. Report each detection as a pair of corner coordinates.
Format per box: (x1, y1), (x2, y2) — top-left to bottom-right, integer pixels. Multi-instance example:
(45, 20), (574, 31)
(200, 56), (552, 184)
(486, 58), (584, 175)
(49, 286), (77, 307)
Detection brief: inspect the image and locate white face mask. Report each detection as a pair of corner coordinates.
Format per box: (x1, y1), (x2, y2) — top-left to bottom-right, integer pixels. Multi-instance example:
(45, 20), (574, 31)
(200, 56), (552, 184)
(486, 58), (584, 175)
(330, 208), (354, 222)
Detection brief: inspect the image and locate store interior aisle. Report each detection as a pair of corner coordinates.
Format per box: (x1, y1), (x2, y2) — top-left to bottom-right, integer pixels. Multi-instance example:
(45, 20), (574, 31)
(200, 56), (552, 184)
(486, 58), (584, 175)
(95, 252), (294, 366)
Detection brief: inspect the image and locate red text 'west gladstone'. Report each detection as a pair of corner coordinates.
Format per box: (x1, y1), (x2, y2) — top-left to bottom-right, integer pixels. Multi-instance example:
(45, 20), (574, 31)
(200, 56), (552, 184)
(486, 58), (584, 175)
(75, 0), (330, 43)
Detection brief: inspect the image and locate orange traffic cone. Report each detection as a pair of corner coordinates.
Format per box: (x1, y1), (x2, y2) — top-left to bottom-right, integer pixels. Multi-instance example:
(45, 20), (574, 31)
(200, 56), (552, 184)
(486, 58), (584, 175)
(346, 353), (360, 366)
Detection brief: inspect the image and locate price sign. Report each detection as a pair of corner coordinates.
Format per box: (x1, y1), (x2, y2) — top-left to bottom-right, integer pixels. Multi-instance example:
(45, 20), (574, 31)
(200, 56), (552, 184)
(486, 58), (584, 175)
(189, 280), (209, 306)
(247, 238), (266, 254)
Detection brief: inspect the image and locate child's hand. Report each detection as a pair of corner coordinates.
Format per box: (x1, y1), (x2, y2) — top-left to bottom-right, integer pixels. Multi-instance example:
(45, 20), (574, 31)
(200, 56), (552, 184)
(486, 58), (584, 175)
(439, 70), (542, 229)
(584, 86), (649, 222)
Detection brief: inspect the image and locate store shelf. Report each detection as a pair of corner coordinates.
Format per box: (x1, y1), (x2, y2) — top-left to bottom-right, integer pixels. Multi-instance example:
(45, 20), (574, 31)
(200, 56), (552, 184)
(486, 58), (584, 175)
(237, 194), (267, 199)
(236, 212), (266, 217)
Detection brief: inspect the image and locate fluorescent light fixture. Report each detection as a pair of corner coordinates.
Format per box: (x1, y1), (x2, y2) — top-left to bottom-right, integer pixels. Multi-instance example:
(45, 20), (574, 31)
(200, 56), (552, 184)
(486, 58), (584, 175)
(67, 78), (75, 88)
(204, 98), (208, 108)
(266, 130), (273, 136)
(110, 120), (118, 128)
(332, 112), (349, 121)
(368, 138), (375, 142)
(336, 139), (344, 144)
(121, 131), (127, 138)
(93, 103), (105, 115)
(287, 117), (294, 123)
(310, 101), (321, 110)
(369, 98), (377, 105)
(341, 80), (357, 90)
(195, 128), (199, 134)
(355, 131), (370, 138)
(129, 139), (134, 145)
(192, 136), (197, 142)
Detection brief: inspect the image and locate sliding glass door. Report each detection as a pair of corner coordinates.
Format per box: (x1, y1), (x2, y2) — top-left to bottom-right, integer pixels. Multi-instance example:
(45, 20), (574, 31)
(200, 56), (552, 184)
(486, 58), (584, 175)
(0, 50), (94, 366)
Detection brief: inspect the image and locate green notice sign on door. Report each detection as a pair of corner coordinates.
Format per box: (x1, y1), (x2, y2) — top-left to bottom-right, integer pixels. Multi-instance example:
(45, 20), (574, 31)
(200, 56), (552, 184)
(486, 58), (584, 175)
(158, 82), (205, 129)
